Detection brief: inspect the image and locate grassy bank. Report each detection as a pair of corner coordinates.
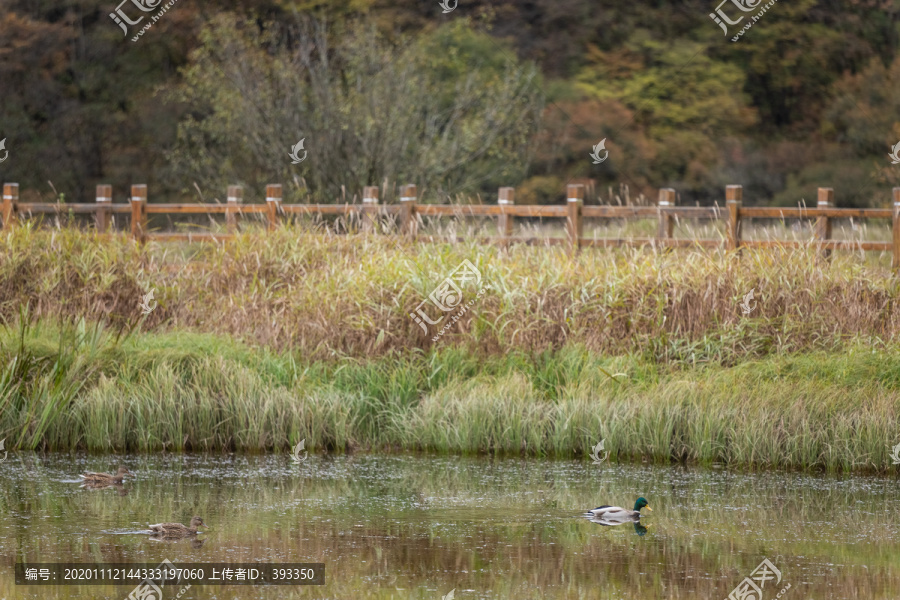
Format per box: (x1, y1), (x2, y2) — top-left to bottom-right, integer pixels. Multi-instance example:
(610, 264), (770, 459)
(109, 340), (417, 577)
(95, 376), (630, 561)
(1, 317), (899, 472)
(3, 226), (900, 470)
(1, 224), (899, 363)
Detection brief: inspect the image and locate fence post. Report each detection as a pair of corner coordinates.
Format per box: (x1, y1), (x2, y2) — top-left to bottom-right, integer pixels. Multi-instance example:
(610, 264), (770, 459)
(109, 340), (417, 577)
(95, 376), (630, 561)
(566, 184), (584, 253)
(362, 186), (379, 234)
(2, 183), (19, 230)
(227, 185), (242, 233)
(657, 188), (676, 247)
(815, 187), (833, 260)
(96, 184), (112, 233)
(498, 187), (515, 248)
(266, 184), (282, 232)
(726, 185), (742, 251)
(400, 184), (417, 238)
(893, 188), (900, 272)
(130, 184), (147, 243)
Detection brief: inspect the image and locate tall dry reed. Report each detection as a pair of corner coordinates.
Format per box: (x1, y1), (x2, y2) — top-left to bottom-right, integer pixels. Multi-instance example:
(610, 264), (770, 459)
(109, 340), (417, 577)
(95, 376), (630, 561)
(1, 224), (899, 364)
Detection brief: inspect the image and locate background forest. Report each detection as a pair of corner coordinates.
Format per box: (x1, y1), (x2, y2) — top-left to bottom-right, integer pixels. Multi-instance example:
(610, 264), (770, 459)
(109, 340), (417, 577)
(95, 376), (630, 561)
(0, 0), (898, 207)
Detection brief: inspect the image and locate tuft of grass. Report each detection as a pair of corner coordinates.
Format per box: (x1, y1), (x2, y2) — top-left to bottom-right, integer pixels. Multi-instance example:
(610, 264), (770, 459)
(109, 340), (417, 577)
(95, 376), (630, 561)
(0, 309), (130, 450)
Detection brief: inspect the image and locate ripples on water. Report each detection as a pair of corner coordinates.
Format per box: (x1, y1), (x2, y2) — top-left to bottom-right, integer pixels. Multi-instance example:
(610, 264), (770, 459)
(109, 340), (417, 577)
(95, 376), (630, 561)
(0, 453), (898, 599)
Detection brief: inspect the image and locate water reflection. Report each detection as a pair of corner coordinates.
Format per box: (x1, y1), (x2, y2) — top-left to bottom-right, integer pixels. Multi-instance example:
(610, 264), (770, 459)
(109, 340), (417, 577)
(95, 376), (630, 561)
(148, 535), (207, 549)
(80, 481), (129, 496)
(584, 513), (650, 537)
(0, 452), (897, 599)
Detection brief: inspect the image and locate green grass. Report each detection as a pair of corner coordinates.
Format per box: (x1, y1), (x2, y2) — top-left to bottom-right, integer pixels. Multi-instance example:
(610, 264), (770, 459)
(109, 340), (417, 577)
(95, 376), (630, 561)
(1, 315), (899, 472)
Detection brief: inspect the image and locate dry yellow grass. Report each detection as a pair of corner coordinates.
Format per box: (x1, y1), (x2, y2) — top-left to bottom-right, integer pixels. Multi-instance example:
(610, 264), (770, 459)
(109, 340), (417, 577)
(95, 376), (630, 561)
(1, 222), (898, 363)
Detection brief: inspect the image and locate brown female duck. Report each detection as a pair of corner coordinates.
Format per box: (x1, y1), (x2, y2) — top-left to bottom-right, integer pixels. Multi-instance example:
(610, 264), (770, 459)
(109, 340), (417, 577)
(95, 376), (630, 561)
(79, 466), (132, 484)
(148, 516), (206, 537)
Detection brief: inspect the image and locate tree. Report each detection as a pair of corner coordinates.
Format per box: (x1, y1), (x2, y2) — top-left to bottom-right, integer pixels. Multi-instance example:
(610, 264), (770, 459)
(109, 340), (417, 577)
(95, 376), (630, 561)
(168, 16), (544, 202)
(575, 33), (757, 200)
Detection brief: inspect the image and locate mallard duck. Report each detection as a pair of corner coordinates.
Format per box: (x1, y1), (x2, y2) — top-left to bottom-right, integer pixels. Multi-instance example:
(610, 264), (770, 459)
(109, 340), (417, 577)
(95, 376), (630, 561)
(148, 517), (206, 537)
(586, 497), (652, 521)
(79, 466), (132, 484)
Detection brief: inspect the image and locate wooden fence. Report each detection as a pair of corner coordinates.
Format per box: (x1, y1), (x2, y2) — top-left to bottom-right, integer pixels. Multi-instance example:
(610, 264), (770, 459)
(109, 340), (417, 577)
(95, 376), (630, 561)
(4, 181), (900, 268)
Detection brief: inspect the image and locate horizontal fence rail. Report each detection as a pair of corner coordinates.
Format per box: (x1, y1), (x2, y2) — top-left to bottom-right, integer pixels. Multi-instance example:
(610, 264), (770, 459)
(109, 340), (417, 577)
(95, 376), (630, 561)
(4, 182), (900, 269)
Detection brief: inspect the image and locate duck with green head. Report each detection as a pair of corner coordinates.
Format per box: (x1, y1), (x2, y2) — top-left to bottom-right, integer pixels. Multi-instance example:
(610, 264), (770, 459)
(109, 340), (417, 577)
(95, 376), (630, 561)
(586, 497), (652, 521)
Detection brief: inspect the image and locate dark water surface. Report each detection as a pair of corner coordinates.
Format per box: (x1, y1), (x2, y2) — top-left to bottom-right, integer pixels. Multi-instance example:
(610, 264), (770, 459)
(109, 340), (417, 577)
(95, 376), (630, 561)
(0, 453), (898, 599)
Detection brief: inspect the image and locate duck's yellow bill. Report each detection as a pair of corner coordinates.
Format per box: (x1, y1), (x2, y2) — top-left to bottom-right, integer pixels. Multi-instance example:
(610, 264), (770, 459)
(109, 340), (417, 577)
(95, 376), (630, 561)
(645, 506), (652, 511)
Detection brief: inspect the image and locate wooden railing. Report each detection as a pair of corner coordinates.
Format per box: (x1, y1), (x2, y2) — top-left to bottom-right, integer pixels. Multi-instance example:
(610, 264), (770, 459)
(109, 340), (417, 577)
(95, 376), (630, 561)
(4, 181), (900, 268)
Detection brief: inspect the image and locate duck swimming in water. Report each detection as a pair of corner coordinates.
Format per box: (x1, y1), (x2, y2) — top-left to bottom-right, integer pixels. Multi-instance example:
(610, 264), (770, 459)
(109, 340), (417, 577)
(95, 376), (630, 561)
(586, 497), (652, 521)
(79, 466), (132, 484)
(148, 517), (206, 537)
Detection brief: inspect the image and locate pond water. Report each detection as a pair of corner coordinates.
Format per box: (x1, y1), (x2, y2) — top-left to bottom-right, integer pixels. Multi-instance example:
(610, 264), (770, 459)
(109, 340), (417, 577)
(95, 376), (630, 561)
(0, 452), (898, 599)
